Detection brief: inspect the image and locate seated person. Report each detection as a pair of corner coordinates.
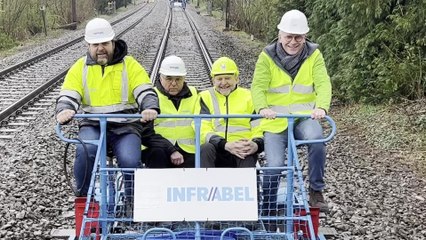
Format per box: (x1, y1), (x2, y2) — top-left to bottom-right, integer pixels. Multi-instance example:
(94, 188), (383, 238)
(142, 55), (199, 168)
(55, 18), (158, 199)
(198, 57), (264, 168)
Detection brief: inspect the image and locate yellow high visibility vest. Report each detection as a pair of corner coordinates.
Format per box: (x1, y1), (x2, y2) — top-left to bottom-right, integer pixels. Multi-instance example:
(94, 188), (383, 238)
(252, 49), (331, 133)
(154, 86), (198, 153)
(60, 56), (152, 119)
(199, 87), (262, 143)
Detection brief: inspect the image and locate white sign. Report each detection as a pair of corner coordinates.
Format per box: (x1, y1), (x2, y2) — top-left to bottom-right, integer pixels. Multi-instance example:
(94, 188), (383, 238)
(134, 168), (258, 222)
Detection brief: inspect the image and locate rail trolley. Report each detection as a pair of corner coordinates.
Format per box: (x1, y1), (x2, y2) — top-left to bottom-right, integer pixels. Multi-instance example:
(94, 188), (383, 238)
(169, 0), (186, 9)
(55, 113), (336, 240)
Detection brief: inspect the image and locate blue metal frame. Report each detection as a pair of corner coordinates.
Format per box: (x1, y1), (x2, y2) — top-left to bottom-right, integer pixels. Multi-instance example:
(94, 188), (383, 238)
(56, 113), (336, 240)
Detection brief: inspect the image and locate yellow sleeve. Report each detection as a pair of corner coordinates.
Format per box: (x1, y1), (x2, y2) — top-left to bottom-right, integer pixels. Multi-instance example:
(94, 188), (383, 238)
(62, 57), (85, 98)
(126, 56), (151, 93)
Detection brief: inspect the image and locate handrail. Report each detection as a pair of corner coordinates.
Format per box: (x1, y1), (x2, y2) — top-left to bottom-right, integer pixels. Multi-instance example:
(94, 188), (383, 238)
(56, 113), (336, 143)
(55, 113), (336, 170)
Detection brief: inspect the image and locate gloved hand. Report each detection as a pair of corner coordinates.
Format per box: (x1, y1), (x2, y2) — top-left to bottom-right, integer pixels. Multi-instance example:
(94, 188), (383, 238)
(56, 109), (75, 124)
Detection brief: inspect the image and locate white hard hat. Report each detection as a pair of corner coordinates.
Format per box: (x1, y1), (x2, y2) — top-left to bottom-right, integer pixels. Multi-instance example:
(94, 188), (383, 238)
(84, 18), (115, 44)
(277, 10), (309, 34)
(159, 55), (187, 76)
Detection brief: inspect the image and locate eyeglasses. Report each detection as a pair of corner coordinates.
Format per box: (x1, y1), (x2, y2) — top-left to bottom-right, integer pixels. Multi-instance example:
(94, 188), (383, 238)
(163, 77), (184, 83)
(282, 34), (305, 43)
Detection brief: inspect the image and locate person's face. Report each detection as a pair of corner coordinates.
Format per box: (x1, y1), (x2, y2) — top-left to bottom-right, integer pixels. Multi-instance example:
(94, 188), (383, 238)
(160, 74), (185, 96)
(279, 32), (306, 55)
(88, 41), (115, 65)
(212, 74), (238, 96)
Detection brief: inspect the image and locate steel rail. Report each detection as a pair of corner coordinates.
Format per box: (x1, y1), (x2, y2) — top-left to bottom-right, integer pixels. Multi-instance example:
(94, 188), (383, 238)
(149, 6), (172, 83)
(0, 3), (147, 78)
(150, 8), (213, 86)
(0, 2), (157, 123)
(185, 10), (213, 71)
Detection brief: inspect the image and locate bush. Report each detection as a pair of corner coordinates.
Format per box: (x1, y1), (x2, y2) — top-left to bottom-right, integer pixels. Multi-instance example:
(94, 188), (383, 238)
(225, 0), (425, 103)
(0, 32), (17, 51)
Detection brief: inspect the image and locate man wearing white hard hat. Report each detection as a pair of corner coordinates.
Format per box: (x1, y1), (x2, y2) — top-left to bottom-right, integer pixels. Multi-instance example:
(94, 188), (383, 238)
(142, 55), (199, 168)
(55, 18), (160, 207)
(251, 9), (332, 229)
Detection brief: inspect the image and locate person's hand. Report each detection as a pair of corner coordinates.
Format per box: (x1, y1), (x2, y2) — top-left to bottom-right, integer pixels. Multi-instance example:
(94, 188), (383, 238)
(225, 141), (245, 159)
(140, 109), (158, 123)
(311, 108), (326, 120)
(259, 108), (276, 119)
(56, 109), (75, 124)
(170, 151), (184, 165)
(239, 139), (258, 157)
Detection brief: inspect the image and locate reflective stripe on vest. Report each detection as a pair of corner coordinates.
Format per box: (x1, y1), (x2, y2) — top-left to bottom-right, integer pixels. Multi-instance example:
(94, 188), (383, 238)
(293, 84), (313, 94)
(268, 84), (313, 94)
(269, 102), (314, 114)
(250, 118), (261, 129)
(215, 125), (250, 133)
(157, 119), (192, 127)
(83, 103), (138, 113)
(59, 89), (82, 102)
(166, 138), (195, 146)
(58, 90), (81, 110)
(135, 84), (156, 104)
(208, 88), (222, 129)
(268, 85), (290, 93)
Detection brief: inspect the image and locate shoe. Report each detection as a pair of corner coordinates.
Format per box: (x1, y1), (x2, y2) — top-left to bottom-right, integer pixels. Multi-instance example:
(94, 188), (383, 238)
(309, 188), (329, 213)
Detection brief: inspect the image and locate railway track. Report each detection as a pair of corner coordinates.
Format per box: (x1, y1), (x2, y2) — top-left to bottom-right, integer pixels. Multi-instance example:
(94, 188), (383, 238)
(149, 5), (214, 88)
(0, 2), (158, 140)
(0, 1), (219, 141)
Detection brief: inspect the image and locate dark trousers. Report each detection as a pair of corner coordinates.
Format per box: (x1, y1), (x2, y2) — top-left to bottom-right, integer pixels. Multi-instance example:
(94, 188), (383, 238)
(75, 126), (141, 196)
(142, 147), (195, 168)
(200, 142), (257, 168)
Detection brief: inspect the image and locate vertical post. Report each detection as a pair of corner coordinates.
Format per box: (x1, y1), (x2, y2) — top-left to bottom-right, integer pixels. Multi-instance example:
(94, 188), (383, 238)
(93, 0), (97, 16)
(225, 0), (230, 30)
(40, 4), (47, 36)
(206, 0), (212, 15)
(71, 0), (77, 23)
(99, 117), (108, 238)
(194, 117), (201, 168)
(286, 117), (295, 235)
(196, 0), (199, 8)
